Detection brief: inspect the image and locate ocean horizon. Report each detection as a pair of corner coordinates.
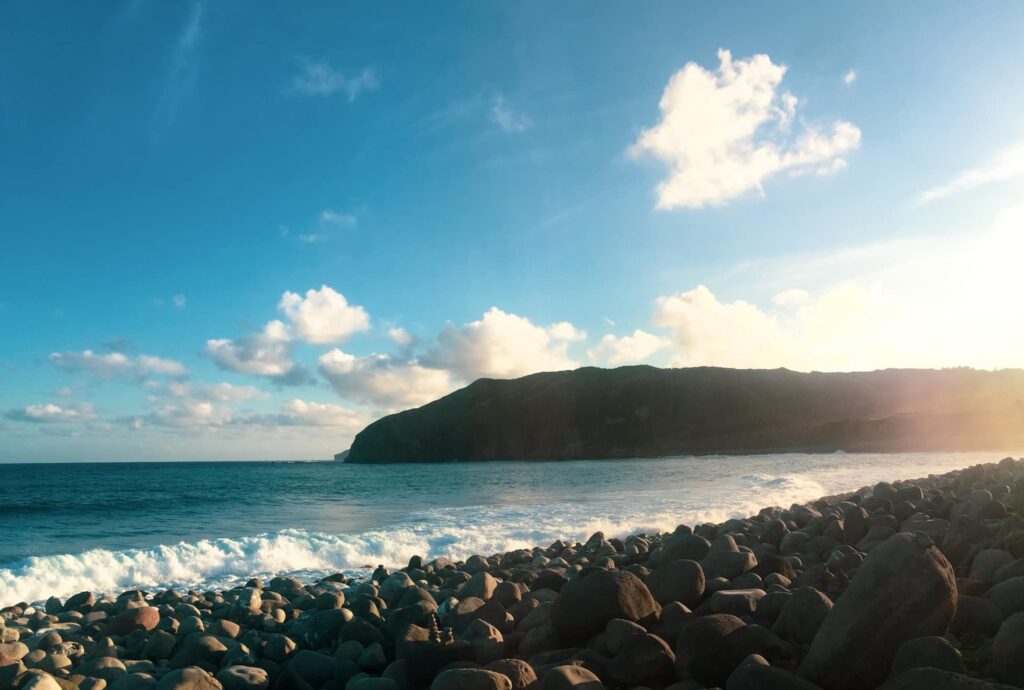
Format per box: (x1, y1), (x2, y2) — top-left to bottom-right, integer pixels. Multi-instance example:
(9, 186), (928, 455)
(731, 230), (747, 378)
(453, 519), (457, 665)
(1, 450), (1013, 607)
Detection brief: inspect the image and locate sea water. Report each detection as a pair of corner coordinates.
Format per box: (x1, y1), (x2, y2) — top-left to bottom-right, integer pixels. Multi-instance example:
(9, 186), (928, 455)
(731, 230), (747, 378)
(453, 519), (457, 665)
(0, 451), (1014, 606)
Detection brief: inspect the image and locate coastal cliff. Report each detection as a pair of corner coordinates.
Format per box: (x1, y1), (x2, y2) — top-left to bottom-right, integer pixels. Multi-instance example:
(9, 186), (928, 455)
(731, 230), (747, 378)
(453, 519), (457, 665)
(346, 366), (1024, 462)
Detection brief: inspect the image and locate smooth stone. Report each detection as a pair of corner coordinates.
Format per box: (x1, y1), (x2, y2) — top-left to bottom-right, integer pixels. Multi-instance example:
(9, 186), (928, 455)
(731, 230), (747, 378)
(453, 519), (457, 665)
(607, 632), (675, 687)
(215, 667), (268, 690)
(155, 668), (222, 690)
(992, 611), (1024, 685)
(107, 674), (157, 690)
(675, 613), (746, 686)
(889, 636), (965, 676)
(539, 665), (604, 690)
(644, 560), (704, 607)
(799, 533), (957, 690)
(878, 667), (1017, 689)
(772, 587), (833, 646)
(550, 570), (658, 644)
(983, 576), (1024, 618)
(726, 662), (823, 690)
(484, 659), (537, 690)
(430, 669), (512, 690)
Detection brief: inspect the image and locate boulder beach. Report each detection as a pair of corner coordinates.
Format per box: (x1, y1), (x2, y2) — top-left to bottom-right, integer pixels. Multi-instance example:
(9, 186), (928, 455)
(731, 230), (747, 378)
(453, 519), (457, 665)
(3, 457), (1023, 690)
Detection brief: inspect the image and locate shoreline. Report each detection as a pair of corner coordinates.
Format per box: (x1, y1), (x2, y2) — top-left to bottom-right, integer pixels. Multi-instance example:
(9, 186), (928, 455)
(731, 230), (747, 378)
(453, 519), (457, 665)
(2, 456), (1023, 689)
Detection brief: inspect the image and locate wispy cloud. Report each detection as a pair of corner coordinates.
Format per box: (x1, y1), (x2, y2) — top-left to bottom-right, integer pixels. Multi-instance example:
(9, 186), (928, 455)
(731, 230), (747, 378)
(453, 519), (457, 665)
(297, 209), (357, 243)
(843, 69), (857, 85)
(153, 1), (204, 135)
(290, 61), (379, 101)
(491, 94), (532, 133)
(917, 141), (1024, 205)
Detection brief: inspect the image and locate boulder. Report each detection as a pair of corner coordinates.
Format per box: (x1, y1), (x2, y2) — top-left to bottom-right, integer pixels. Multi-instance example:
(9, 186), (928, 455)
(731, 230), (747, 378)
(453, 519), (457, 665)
(169, 635), (228, 669)
(539, 665), (604, 690)
(952, 595), (1003, 638)
(550, 570), (658, 644)
(607, 632), (675, 687)
(430, 669), (512, 690)
(106, 607), (160, 636)
(992, 611), (1024, 685)
(215, 667), (268, 690)
(155, 668), (222, 690)
(20, 672), (63, 690)
(799, 533), (957, 690)
(889, 636), (964, 676)
(484, 659), (537, 690)
(287, 650), (336, 687)
(983, 576), (1024, 618)
(878, 667), (1018, 689)
(726, 661), (823, 690)
(644, 560), (704, 607)
(675, 613), (746, 686)
(107, 675), (157, 690)
(772, 587), (833, 646)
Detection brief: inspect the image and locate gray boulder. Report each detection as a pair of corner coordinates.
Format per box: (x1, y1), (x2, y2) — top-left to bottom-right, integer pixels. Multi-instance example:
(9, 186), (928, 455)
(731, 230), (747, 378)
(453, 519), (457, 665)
(550, 569), (658, 644)
(799, 532), (957, 690)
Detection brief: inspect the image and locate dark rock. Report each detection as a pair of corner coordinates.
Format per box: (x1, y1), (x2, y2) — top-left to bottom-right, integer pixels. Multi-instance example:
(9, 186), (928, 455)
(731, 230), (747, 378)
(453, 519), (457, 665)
(215, 667), (268, 690)
(538, 665), (604, 690)
(889, 636), (964, 676)
(607, 633), (674, 687)
(952, 596), (1003, 638)
(675, 613), (746, 686)
(983, 576), (1024, 618)
(992, 611), (1024, 685)
(644, 559), (704, 607)
(484, 659), (536, 690)
(799, 532), (957, 690)
(550, 570), (658, 644)
(772, 587), (833, 646)
(154, 668), (221, 690)
(878, 667), (1017, 689)
(726, 662), (822, 690)
(430, 669), (511, 690)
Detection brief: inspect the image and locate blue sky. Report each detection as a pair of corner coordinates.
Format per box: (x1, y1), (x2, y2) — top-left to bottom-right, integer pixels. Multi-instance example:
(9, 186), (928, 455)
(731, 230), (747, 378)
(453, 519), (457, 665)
(3, 1), (1024, 462)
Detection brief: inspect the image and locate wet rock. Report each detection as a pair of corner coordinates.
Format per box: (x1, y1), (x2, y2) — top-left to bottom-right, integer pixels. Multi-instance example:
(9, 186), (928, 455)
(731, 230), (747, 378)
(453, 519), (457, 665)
(799, 532), (957, 690)
(106, 607), (160, 636)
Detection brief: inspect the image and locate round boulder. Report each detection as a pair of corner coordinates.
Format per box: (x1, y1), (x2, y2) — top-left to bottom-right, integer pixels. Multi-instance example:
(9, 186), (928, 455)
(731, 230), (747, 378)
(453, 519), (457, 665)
(644, 559), (704, 607)
(889, 636), (964, 677)
(798, 533), (957, 690)
(992, 611), (1024, 685)
(430, 669), (512, 690)
(551, 569), (658, 644)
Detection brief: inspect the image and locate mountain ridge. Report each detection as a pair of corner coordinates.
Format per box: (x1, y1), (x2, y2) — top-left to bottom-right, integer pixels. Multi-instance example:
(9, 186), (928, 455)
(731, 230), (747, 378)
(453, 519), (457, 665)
(344, 366), (1024, 462)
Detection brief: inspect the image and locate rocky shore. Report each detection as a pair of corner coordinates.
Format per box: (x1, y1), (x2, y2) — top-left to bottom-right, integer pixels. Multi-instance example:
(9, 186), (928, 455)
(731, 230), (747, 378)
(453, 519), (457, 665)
(3, 458), (1024, 690)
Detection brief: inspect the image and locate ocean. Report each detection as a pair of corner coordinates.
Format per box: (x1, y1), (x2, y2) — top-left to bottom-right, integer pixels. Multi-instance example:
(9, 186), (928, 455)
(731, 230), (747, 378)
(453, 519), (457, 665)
(0, 451), (1012, 606)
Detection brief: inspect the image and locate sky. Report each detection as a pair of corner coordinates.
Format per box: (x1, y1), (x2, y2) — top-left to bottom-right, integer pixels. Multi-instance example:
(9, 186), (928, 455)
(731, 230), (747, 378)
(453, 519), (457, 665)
(2, 2), (1024, 462)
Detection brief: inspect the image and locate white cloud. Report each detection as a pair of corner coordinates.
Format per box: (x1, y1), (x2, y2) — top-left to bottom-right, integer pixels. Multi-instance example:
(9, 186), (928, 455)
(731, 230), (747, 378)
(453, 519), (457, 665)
(5, 403), (96, 424)
(272, 399), (369, 428)
(50, 350), (187, 380)
(278, 285), (370, 344)
(651, 205), (1024, 372)
(388, 327), (414, 348)
(291, 61), (379, 101)
(547, 321), (587, 341)
(422, 307), (579, 380)
(917, 140), (1024, 204)
(843, 69), (857, 85)
(319, 349), (453, 409)
(588, 330), (668, 365)
(630, 49), (861, 209)
(491, 95), (532, 133)
(166, 381), (268, 402)
(319, 209), (357, 227)
(172, 294), (187, 309)
(206, 320), (309, 384)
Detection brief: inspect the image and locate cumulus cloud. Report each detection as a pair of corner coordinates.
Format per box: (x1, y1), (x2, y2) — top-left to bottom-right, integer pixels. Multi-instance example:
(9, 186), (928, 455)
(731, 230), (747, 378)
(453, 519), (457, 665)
(278, 286), (370, 344)
(290, 61), (379, 101)
(422, 307), (580, 380)
(50, 350), (187, 380)
(547, 322), (587, 342)
(588, 330), (668, 365)
(4, 403), (97, 424)
(491, 95), (532, 133)
(319, 349), (453, 409)
(260, 399), (369, 428)
(206, 320), (310, 385)
(630, 49), (861, 209)
(165, 381), (268, 402)
(917, 140), (1024, 204)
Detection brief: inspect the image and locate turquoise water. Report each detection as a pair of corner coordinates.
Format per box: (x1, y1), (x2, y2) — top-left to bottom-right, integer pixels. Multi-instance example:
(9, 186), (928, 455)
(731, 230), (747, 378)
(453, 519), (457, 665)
(0, 451), (1012, 605)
